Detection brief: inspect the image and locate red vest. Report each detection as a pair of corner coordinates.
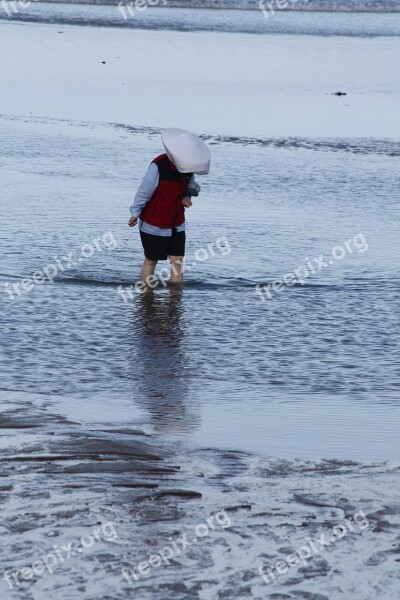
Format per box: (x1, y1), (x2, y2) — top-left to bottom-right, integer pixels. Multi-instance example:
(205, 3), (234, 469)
(139, 154), (192, 228)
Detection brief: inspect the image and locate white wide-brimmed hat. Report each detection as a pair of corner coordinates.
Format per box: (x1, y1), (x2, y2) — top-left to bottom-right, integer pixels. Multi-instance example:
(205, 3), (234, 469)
(161, 128), (211, 175)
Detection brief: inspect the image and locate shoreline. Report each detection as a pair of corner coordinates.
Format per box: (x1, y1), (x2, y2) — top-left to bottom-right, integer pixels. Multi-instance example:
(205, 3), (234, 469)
(1, 389), (399, 599)
(27, 1), (400, 12)
(1, 21), (399, 139)
(1, 5), (399, 598)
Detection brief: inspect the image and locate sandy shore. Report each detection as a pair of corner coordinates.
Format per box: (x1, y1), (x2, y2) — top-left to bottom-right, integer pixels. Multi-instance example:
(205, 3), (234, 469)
(1, 21), (400, 138)
(1, 15), (400, 600)
(1, 390), (399, 600)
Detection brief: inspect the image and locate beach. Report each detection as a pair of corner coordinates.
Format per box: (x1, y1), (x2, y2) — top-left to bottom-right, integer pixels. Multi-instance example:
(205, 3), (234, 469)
(1, 4), (400, 599)
(1, 18), (400, 138)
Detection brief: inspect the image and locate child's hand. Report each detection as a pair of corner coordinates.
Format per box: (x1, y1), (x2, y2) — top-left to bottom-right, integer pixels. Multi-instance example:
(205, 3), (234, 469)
(128, 216), (138, 227)
(182, 197), (192, 208)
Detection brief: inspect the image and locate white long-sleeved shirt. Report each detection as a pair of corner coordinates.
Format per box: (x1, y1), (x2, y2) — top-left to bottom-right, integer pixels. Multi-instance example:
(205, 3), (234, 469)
(130, 163), (199, 236)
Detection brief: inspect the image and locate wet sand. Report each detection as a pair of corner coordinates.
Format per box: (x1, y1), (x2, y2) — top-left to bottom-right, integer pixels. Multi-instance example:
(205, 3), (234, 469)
(1, 390), (399, 599)
(1, 9), (400, 599)
(1, 20), (400, 138)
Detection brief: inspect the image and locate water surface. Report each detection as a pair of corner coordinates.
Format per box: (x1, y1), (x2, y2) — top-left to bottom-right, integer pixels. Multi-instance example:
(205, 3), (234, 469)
(1, 114), (399, 462)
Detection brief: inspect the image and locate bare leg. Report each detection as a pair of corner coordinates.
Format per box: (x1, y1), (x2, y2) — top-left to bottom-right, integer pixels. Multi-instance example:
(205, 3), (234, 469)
(169, 255), (184, 283)
(141, 257), (158, 284)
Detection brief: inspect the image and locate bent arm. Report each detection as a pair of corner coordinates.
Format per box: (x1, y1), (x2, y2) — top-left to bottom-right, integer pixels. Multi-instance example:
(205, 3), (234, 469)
(130, 163), (159, 219)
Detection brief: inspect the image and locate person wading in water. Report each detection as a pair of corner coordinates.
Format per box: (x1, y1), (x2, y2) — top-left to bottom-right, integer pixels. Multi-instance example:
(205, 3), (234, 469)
(128, 129), (211, 286)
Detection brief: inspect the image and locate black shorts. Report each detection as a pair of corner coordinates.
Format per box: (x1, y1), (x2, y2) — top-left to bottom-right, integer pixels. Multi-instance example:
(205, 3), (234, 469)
(140, 229), (186, 261)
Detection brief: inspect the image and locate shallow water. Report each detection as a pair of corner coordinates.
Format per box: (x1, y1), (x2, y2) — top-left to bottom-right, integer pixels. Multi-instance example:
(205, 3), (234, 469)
(2, 6), (400, 592)
(1, 3), (400, 593)
(2, 3), (400, 36)
(1, 113), (399, 463)
(1, 388), (399, 600)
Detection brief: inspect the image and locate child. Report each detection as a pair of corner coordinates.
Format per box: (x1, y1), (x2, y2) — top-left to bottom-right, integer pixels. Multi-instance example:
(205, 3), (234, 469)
(129, 129), (211, 285)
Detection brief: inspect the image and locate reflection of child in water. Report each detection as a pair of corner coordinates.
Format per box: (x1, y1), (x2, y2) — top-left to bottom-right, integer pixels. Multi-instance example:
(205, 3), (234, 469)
(134, 290), (201, 434)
